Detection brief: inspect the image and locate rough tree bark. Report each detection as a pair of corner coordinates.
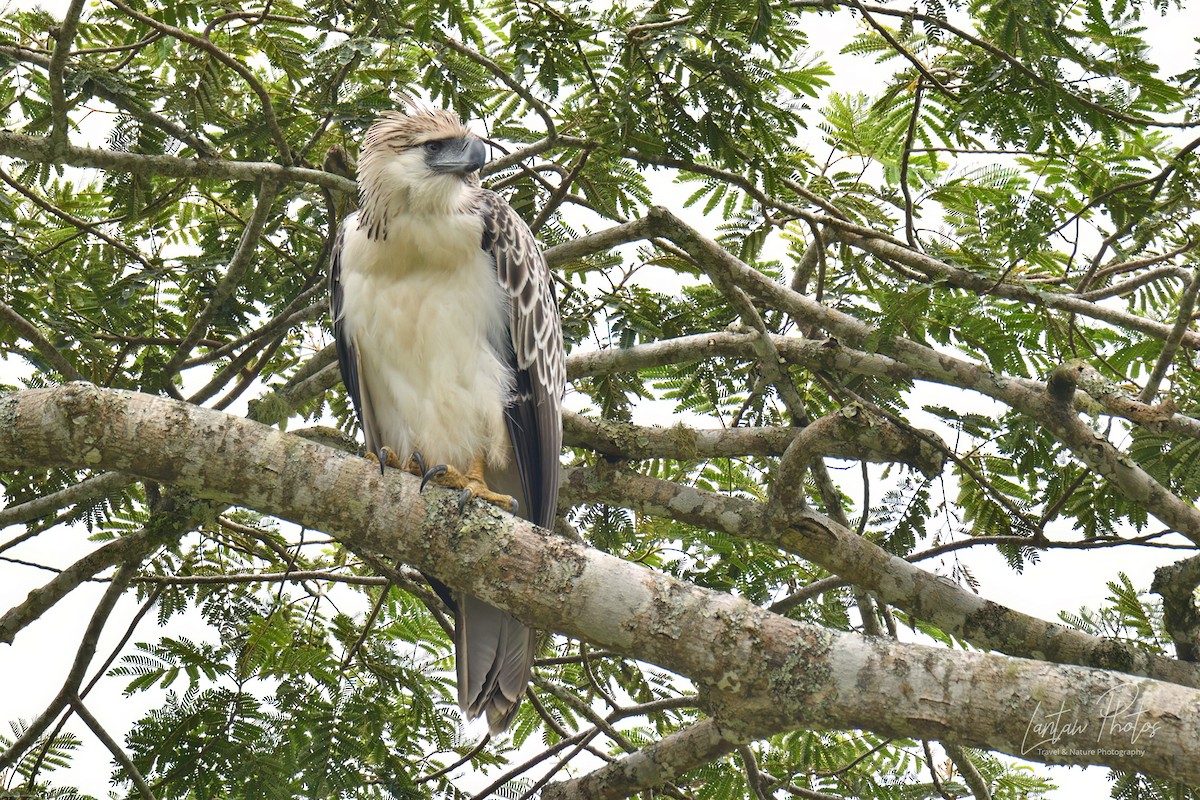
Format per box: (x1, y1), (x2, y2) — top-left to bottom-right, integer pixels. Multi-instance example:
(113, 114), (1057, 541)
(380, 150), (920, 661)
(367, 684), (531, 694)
(2, 383), (1198, 792)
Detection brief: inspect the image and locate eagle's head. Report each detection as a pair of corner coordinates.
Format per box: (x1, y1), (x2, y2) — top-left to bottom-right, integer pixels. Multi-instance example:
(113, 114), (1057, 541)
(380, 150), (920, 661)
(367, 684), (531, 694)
(357, 108), (488, 233)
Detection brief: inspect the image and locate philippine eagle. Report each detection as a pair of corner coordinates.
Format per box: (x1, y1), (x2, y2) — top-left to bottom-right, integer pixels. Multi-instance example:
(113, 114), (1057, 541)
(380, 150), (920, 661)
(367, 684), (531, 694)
(329, 108), (565, 733)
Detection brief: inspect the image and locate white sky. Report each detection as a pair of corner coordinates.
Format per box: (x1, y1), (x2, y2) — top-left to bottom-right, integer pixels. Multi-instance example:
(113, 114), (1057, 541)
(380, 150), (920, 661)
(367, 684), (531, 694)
(2, 0), (1198, 797)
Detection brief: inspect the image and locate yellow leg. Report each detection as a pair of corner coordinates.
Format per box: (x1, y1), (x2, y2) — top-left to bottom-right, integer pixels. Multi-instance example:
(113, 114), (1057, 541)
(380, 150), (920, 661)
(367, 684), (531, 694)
(421, 455), (518, 514)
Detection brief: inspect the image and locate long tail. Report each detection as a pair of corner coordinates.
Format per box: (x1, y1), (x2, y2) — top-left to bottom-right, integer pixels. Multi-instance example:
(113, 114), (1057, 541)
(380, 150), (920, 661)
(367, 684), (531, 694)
(457, 594), (535, 734)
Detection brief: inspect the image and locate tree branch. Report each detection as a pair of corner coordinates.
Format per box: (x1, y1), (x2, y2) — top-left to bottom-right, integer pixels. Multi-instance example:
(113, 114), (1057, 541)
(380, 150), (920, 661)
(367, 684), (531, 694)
(161, 179), (279, 380)
(848, 1), (951, 99)
(2, 384), (1199, 784)
(0, 43), (216, 156)
(1077, 265), (1189, 301)
(47, 0), (86, 155)
(943, 743), (991, 800)
(640, 208), (1200, 543)
(1, 513), (158, 644)
(542, 719), (736, 800)
(0, 130), (351, 191)
(134, 568), (387, 586)
(556, 234), (1200, 445)
(1139, 267), (1200, 402)
(822, 0), (1200, 130)
(1152, 554), (1200, 663)
(0, 165), (152, 267)
(542, 215), (659, 269)
(70, 695), (158, 800)
(0, 557), (139, 773)
(0, 299), (83, 381)
(106, 0), (292, 162)
(836, 229), (1200, 351)
(561, 461), (1200, 690)
(563, 407), (945, 476)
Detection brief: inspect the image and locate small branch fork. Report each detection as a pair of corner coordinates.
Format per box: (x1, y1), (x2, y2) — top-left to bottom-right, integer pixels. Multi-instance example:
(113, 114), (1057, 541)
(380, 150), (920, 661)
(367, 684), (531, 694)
(46, 0), (86, 156)
(70, 696), (157, 800)
(0, 559), (141, 774)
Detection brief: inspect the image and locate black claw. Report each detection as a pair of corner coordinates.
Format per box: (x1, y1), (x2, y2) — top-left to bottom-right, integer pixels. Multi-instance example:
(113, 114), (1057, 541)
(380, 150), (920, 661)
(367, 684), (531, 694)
(410, 450), (426, 475)
(375, 447), (389, 476)
(457, 488), (474, 514)
(508, 498), (519, 515)
(420, 464), (448, 494)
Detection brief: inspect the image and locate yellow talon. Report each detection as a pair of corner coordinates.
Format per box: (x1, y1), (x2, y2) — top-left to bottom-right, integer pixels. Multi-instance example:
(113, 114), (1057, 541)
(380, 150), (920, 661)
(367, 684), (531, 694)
(365, 446), (408, 474)
(420, 456), (518, 514)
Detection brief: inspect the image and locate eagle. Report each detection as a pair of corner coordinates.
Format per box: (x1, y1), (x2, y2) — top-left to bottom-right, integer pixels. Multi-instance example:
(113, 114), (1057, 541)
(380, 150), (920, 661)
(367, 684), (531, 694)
(329, 108), (565, 733)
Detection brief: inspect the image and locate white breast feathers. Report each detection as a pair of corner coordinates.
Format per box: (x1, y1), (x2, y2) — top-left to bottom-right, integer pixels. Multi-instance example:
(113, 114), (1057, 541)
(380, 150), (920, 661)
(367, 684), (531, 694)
(337, 210), (514, 471)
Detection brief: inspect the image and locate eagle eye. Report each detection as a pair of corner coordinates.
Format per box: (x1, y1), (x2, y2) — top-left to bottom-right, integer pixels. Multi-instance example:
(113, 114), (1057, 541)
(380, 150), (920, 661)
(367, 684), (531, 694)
(423, 140), (444, 154)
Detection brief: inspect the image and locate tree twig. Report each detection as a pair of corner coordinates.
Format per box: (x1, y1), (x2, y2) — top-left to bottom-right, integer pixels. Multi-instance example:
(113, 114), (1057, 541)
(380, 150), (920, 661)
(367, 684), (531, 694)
(106, 0), (293, 162)
(0, 299), (83, 381)
(0, 558), (140, 772)
(1139, 267), (1200, 402)
(70, 695), (158, 800)
(162, 178), (279, 380)
(47, 0), (86, 155)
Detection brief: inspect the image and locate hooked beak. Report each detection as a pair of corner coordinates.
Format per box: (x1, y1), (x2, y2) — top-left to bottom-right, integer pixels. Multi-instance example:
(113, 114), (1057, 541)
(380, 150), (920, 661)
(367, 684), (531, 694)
(427, 137), (488, 175)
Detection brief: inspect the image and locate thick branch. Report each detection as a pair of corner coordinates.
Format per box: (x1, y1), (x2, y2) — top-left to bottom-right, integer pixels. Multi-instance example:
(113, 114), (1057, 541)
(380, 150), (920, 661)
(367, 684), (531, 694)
(1, 384), (1199, 783)
(561, 462), (1200, 690)
(0, 347), (343, 640)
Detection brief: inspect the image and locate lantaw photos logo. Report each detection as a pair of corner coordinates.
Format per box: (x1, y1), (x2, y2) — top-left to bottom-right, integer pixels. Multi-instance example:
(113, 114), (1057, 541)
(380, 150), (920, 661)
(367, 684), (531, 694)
(1021, 683), (1162, 759)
